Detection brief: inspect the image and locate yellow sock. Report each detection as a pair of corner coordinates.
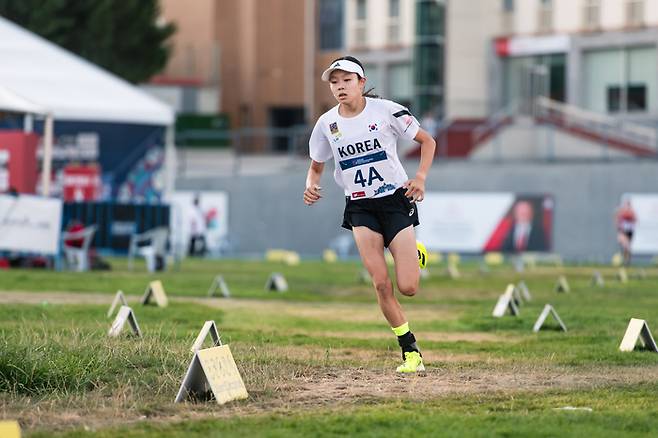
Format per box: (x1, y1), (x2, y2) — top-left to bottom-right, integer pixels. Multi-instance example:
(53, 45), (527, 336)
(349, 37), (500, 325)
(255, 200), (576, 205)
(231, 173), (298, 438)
(391, 322), (409, 337)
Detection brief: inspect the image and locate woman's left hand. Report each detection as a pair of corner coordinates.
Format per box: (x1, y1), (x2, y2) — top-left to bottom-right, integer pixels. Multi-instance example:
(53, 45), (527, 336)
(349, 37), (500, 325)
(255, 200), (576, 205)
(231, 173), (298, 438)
(403, 176), (425, 202)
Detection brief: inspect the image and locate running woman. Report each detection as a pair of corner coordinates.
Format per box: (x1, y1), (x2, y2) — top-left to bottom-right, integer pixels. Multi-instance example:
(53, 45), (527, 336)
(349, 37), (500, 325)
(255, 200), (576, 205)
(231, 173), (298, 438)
(303, 56), (436, 373)
(615, 197), (637, 267)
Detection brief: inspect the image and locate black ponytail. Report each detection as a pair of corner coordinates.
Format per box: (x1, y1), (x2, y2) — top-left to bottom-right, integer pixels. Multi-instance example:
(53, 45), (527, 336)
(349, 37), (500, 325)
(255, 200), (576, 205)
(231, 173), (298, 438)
(330, 55), (379, 98)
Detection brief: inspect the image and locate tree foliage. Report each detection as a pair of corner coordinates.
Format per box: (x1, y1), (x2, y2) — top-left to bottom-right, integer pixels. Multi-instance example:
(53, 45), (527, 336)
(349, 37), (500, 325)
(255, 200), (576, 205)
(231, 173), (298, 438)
(0, 0), (176, 83)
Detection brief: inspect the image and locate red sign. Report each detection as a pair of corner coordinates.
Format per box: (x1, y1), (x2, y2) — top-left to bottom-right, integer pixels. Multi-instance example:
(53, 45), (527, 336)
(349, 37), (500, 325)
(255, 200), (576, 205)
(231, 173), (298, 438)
(0, 131), (38, 194)
(63, 164), (101, 201)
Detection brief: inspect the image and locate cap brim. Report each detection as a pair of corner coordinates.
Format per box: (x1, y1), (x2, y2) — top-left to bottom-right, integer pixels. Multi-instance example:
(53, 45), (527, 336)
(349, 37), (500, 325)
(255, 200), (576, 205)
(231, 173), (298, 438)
(321, 67), (365, 82)
(321, 68), (337, 82)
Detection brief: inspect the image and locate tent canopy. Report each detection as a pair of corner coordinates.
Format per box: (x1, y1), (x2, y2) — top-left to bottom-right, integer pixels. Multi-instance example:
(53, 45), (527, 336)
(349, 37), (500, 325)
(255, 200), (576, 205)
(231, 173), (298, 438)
(0, 17), (174, 126)
(0, 85), (47, 115)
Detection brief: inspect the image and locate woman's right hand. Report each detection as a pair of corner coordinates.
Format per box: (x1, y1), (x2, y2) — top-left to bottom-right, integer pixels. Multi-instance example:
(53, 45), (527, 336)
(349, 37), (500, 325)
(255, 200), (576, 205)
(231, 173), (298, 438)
(303, 184), (322, 205)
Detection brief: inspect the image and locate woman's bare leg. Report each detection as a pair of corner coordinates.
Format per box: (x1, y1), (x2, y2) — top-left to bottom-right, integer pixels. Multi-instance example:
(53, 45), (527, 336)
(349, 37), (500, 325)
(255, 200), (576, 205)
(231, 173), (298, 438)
(352, 226), (406, 327)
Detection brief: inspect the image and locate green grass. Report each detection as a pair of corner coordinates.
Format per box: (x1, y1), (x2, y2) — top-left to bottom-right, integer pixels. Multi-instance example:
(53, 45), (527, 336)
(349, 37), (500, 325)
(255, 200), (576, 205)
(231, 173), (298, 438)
(37, 385), (658, 437)
(1, 259), (658, 437)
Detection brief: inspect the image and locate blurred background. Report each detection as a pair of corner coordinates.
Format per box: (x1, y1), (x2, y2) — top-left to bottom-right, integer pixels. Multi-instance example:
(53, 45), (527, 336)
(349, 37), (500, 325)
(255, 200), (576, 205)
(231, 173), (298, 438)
(1, 0), (658, 269)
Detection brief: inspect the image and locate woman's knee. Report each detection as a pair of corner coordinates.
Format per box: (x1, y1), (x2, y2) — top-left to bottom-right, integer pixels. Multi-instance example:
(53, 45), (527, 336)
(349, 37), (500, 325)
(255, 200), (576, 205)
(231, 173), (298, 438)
(372, 275), (393, 297)
(397, 277), (419, 296)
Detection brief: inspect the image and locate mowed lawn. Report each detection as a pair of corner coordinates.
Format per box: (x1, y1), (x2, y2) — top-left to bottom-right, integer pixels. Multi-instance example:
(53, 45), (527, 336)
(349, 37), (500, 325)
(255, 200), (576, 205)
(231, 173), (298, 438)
(1, 258), (657, 437)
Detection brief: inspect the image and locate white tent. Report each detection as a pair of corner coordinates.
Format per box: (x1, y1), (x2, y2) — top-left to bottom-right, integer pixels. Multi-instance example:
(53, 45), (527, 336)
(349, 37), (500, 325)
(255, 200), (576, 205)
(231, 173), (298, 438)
(0, 16), (176, 195)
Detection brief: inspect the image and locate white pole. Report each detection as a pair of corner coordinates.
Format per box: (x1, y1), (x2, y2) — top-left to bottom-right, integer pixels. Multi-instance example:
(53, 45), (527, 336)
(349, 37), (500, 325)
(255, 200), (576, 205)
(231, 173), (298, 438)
(164, 124), (176, 196)
(41, 114), (54, 196)
(23, 114), (34, 133)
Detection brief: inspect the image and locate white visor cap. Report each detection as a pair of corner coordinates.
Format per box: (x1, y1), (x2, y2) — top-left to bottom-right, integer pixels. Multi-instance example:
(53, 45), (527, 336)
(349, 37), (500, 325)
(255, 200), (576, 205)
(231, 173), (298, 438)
(321, 59), (365, 81)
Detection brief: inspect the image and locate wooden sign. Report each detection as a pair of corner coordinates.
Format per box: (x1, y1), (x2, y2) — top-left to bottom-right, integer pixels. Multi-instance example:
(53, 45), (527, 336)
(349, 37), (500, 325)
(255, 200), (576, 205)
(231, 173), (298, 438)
(0, 421), (21, 438)
(591, 271), (605, 287)
(190, 320), (222, 353)
(517, 281), (532, 301)
(619, 318), (658, 353)
(323, 249), (337, 263)
(265, 273), (288, 292)
(514, 257), (525, 273)
(108, 306), (142, 338)
(483, 252), (504, 266)
(0, 421), (20, 438)
(492, 284), (519, 318)
(357, 268), (371, 284)
(175, 345), (248, 405)
(265, 249), (299, 265)
(512, 285), (523, 307)
(446, 263), (461, 279)
(208, 275), (231, 298)
(107, 290), (128, 318)
(141, 280), (168, 307)
(555, 275), (570, 293)
(532, 304), (567, 332)
(631, 269), (647, 280)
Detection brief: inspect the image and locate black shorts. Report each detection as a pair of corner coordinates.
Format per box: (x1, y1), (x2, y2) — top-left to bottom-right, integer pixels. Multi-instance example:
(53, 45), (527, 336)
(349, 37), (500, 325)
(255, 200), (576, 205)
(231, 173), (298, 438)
(624, 230), (634, 240)
(342, 188), (419, 247)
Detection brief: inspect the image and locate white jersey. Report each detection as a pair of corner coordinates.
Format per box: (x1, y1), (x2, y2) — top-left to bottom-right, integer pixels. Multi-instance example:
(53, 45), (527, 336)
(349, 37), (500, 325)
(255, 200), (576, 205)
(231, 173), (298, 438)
(309, 97), (420, 200)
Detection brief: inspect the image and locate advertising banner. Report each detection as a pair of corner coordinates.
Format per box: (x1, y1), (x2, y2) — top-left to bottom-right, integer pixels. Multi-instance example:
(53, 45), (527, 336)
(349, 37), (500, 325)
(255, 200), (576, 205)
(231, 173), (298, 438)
(0, 194), (62, 254)
(417, 193), (554, 253)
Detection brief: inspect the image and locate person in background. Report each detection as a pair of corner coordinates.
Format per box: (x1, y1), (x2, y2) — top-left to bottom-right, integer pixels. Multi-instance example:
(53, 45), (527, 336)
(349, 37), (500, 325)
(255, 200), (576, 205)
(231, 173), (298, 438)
(615, 197), (636, 266)
(420, 110), (438, 140)
(188, 194), (207, 256)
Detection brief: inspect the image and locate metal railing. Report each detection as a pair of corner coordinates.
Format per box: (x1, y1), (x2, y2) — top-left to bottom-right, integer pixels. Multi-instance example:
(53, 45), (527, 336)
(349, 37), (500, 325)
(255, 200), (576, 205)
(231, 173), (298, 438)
(534, 96), (658, 153)
(472, 101), (519, 145)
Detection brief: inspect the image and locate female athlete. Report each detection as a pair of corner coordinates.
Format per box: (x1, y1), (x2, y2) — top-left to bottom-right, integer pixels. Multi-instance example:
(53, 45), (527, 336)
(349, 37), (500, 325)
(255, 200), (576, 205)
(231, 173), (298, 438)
(303, 56), (436, 373)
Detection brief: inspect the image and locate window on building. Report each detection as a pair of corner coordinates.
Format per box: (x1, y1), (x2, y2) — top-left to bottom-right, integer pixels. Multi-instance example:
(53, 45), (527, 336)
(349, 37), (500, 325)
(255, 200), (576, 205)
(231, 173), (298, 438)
(319, 0), (344, 50)
(414, 0), (444, 114)
(538, 0), (553, 32)
(354, 0), (368, 46)
(583, 0), (600, 31)
(626, 0), (645, 27)
(356, 0), (367, 20)
(389, 0), (400, 17)
(363, 64), (380, 92)
(387, 0), (401, 45)
(584, 46), (656, 113)
(389, 63), (413, 106)
(502, 0), (514, 12)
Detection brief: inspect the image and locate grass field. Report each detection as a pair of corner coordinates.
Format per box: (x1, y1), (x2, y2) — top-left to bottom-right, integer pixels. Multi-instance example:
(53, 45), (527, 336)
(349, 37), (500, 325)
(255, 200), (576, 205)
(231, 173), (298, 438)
(1, 257), (657, 437)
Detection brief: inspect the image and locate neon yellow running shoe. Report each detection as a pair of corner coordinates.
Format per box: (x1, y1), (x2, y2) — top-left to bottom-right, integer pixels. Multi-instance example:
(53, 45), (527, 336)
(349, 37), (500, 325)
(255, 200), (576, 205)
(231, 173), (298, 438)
(417, 241), (428, 269)
(396, 351), (425, 373)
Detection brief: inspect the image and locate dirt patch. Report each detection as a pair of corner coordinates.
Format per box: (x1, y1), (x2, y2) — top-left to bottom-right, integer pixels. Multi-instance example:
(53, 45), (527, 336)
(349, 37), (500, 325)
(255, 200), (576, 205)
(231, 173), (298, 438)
(10, 363), (658, 434)
(195, 297), (460, 324)
(274, 363), (658, 408)
(247, 344), (492, 365)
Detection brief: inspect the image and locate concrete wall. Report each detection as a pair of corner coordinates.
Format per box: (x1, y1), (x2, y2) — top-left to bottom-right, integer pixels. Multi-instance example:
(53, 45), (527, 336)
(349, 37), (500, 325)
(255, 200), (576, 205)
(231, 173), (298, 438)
(177, 159), (658, 261)
(445, 0), (501, 118)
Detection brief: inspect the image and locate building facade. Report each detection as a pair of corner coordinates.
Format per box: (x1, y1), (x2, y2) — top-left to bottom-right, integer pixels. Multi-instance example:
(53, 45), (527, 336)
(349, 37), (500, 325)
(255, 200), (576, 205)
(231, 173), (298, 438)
(447, 0), (658, 125)
(155, 0), (444, 150)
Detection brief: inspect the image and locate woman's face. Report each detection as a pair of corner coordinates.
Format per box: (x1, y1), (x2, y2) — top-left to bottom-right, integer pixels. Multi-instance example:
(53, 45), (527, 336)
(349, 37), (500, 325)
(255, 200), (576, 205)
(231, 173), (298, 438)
(329, 70), (365, 104)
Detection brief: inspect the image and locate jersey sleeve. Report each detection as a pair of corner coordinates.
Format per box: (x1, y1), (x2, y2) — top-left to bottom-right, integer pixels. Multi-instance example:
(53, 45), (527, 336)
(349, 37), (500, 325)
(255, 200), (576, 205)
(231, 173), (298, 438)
(309, 119), (333, 163)
(387, 101), (420, 141)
